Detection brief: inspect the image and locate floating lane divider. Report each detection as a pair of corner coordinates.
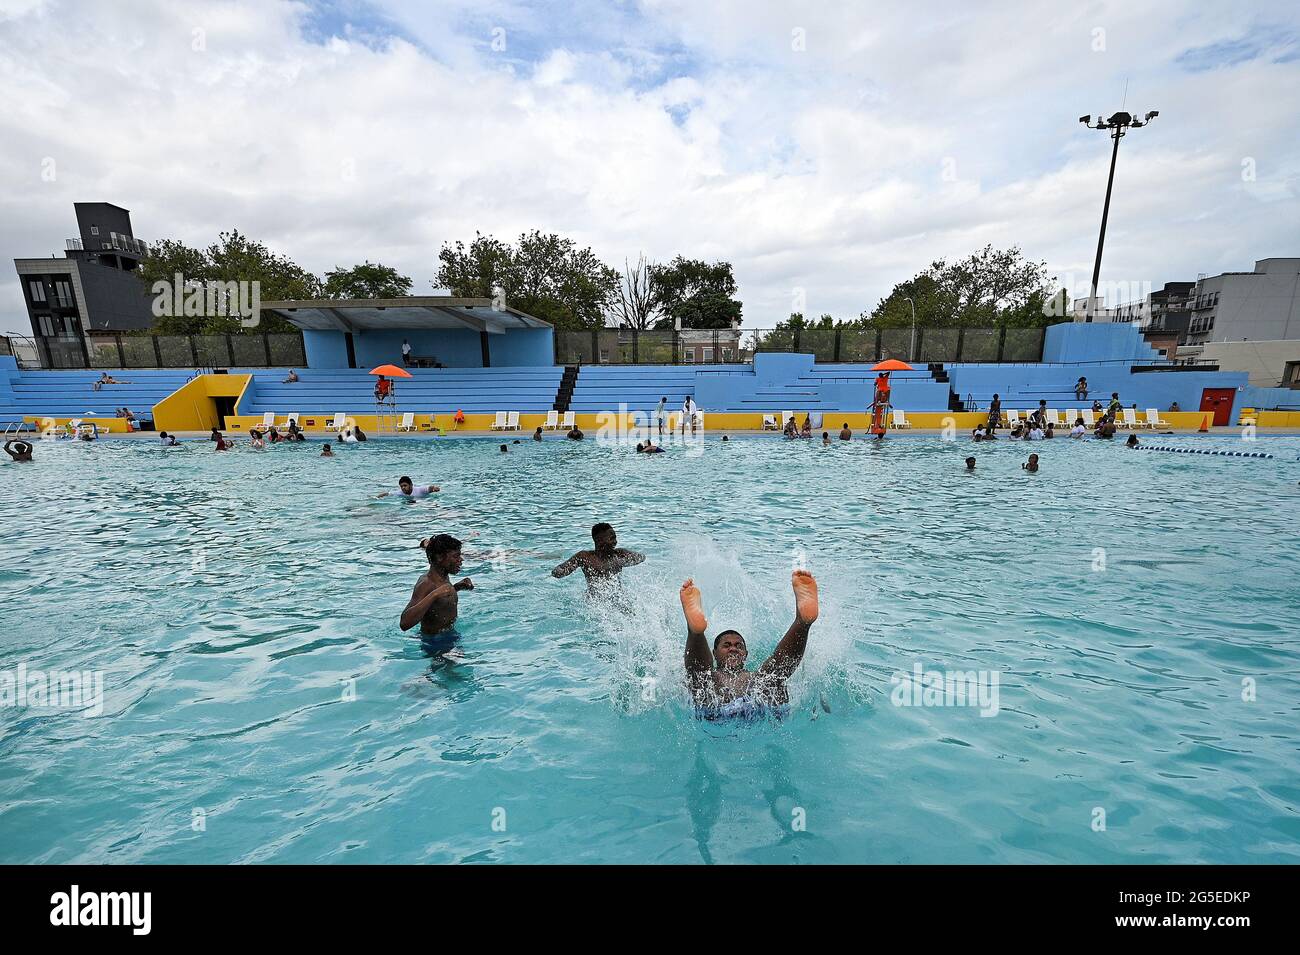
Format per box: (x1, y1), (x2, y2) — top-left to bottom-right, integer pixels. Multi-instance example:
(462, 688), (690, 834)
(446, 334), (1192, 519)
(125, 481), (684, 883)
(1136, 445), (1274, 459)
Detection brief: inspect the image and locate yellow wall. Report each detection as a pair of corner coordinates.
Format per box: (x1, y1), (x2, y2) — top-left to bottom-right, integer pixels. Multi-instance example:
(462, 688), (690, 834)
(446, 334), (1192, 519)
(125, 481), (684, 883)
(153, 374), (252, 432)
(216, 408), (1238, 434)
(1255, 410), (1300, 428)
(23, 416), (130, 434)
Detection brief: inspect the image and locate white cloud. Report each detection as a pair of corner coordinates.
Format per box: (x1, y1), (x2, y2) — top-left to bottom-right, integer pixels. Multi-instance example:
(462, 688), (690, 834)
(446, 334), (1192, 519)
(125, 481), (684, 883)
(0, 0), (1297, 336)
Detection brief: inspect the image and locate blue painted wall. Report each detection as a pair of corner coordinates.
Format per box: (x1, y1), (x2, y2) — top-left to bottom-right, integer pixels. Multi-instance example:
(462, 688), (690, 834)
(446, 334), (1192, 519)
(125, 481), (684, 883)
(302, 330), (350, 369)
(486, 328), (554, 366)
(1042, 322), (1157, 363)
(303, 327), (555, 369)
(948, 363), (1248, 418)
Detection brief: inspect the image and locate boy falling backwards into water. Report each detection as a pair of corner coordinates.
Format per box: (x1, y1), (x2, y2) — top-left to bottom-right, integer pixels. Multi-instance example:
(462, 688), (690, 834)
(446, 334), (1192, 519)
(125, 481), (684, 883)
(551, 523), (645, 593)
(680, 570), (819, 717)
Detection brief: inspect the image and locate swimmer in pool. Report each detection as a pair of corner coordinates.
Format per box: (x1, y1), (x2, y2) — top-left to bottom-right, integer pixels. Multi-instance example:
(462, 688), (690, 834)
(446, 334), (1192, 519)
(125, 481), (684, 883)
(4, 440), (34, 462)
(1023, 453), (1039, 473)
(400, 533), (474, 636)
(321, 443), (334, 457)
(377, 475), (440, 499)
(680, 570), (818, 714)
(551, 522), (645, 591)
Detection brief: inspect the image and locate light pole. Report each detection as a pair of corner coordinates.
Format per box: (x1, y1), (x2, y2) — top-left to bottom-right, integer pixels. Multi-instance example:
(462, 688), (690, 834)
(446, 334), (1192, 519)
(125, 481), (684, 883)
(1079, 109), (1158, 321)
(904, 296), (917, 361)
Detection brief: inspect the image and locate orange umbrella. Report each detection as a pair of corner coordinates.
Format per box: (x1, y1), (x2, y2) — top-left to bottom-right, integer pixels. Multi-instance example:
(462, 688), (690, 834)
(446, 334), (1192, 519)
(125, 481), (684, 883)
(368, 364), (412, 378)
(872, 359), (914, 371)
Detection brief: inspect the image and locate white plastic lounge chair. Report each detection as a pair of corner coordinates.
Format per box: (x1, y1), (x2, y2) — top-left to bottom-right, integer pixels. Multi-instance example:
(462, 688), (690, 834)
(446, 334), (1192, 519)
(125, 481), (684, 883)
(891, 409), (911, 429)
(1121, 408), (1140, 430)
(284, 413), (300, 429)
(1064, 409), (1079, 428)
(506, 411), (520, 431)
(1005, 409), (1021, 428)
(260, 412), (275, 428)
(1082, 409), (1096, 429)
(1144, 408), (1167, 429)
(809, 412), (823, 429)
(544, 410), (559, 430)
(490, 411), (508, 430)
(762, 414), (778, 431)
(782, 411), (795, 429)
(561, 411), (576, 430)
(693, 411), (705, 430)
(1045, 409), (1062, 428)
(396, 412), (416, 432)
(328, 412), (346, 431)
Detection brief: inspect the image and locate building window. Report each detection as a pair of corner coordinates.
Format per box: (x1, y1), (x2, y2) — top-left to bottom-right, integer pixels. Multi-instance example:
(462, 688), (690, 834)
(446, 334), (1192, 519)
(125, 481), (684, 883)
(723, 348), (732, 361)
(90, 225), (99, 235)
(53, 280), (73, 308)
(684, 348), (695, 363)
(60, 315), (78, 337)
(702, 347), (714, 362)
(28, 280), (46, 303)
(37, 315), (55, 336)
(1283, 361), (1300, 389)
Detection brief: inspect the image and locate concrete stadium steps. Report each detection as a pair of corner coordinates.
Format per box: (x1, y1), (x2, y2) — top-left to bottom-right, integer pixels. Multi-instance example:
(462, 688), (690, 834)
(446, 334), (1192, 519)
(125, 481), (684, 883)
(567, 364), (733, 412)
(1, 369), (197, 424)
(239, 367), (565, 414)
(946, 364), (1150, 409)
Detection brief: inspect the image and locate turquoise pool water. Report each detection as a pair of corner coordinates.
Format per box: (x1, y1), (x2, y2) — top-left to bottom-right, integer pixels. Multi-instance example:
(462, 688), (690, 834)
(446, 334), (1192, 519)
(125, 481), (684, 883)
(1, 432), (1298, 864)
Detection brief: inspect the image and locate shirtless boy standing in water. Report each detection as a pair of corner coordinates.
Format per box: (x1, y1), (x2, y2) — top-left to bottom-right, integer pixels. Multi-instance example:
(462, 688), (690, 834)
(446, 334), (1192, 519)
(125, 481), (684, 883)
(551, 523), (645, 592)
(680, 570), (819, 716)
(401, 534), (474, 639)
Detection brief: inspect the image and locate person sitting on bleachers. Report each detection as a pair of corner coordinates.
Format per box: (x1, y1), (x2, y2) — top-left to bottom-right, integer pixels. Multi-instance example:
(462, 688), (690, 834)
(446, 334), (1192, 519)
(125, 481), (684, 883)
(93, 372), (130, 391)
(282, 370), (299, 383)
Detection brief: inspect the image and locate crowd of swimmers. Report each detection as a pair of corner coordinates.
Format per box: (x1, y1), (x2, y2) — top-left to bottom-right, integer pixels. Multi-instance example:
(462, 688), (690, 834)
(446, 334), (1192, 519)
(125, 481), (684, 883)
(973, 392), (1147, 443)
(399, 520), (819, 717)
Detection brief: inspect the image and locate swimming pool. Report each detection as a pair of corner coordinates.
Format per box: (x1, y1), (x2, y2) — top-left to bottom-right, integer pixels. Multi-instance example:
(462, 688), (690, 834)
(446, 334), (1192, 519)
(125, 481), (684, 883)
(1, 432), (1298, 864)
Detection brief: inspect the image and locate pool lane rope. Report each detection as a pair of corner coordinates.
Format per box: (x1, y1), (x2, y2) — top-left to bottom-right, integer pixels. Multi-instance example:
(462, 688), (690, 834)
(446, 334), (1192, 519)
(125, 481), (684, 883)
(1136, 445), (1274, 459)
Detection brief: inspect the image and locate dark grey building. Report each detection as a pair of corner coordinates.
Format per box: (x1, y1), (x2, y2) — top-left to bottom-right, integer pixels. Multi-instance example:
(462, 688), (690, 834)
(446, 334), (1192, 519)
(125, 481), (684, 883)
(14, 202), (155, 366)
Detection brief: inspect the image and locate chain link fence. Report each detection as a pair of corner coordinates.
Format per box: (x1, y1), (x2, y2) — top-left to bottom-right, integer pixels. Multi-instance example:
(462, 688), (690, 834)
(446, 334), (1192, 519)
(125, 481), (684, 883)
(554, 327), (1048, 365)
(28, 334), (306, 370)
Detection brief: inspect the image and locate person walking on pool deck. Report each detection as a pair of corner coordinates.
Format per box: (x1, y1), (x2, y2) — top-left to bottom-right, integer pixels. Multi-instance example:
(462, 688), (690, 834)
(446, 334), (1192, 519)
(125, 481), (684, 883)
(378, 476), (440, 499)
(401, 534), (474, 637)
(680, 570), (819, 716)
(552, 523), (645, 591)
(681, 395), (697, 435)
(656, 396), (668, 436)
(987, 393), (1002, 432)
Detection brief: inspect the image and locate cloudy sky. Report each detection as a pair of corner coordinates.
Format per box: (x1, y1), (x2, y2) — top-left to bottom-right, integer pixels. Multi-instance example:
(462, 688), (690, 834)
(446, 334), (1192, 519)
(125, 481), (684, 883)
(1, 0), (1297, 335)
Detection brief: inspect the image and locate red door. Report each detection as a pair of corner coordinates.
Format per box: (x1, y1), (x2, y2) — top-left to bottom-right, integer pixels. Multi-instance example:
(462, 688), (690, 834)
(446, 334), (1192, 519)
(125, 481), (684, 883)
(1199, 388), (1235, 427)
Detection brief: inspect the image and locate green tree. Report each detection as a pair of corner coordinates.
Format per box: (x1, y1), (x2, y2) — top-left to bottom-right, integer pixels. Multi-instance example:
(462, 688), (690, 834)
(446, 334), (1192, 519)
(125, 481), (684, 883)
(755, 312), (861, 350)
(138, 230), (319, 334)
(867, 246), (1060, 329)
(650, 256), (743, 330)
(435, 231), (619, 330)
(322, 261), (413, 299)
